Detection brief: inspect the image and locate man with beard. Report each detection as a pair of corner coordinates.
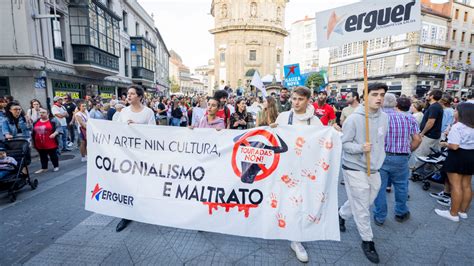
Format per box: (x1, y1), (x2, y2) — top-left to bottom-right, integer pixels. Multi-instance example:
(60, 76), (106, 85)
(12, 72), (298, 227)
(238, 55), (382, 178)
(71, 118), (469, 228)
(276, 87), (291, 112)
(340, 91), (360, 125)
(313, 90), (336, 126)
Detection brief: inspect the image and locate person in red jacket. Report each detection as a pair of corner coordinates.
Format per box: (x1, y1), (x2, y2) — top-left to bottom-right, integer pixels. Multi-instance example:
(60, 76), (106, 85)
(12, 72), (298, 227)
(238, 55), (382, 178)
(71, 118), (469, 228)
(313, 90), (336, 126)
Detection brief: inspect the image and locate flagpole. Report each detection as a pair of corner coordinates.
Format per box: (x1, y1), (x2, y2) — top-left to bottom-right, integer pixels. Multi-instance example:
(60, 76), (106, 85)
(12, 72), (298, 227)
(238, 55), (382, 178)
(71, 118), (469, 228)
(363, 40), (371, 177)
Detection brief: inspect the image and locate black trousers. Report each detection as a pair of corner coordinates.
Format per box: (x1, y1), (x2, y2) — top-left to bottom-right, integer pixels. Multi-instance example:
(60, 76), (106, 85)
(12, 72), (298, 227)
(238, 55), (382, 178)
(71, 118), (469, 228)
(38, 149), (59, 169)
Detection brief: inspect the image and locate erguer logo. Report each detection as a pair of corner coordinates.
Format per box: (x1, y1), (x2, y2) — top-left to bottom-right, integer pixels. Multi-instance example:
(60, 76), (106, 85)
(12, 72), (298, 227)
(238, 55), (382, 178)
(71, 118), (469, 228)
(344, 1), (416, 33)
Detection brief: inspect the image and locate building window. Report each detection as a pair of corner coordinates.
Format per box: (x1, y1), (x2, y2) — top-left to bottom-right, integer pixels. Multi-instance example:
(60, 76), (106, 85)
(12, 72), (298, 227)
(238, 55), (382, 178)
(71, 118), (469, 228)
(0, 77), (10, 97)
(131, 37), (156, 80)
(449, 50), (454, 59)
(249, 50), (256, 61)
(124, 48), (129, 77)
(220, 52), (225, 62)
(136, 22), (140, 36)
(50, 12), (65, 61)
(455, 9), (459, 19)
(468, 52), (472, 64)
(145, 31), (149, 39)
(276, 53), (280, 63)
(462, 32), (466, 42)
(305, 42), (311, 49)
(70, 3), (120, 57)
(122, 11), (128, 32)
(452, 29), (457, 40)
(459, 51), (463, 61)
(464, 11), (468, 22)
(471, 34), (474, 44)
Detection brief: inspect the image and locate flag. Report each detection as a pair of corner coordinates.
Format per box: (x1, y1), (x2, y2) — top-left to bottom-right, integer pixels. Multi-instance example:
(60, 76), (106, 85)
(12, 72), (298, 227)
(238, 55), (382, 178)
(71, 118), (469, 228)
(250, 71), (267, 97)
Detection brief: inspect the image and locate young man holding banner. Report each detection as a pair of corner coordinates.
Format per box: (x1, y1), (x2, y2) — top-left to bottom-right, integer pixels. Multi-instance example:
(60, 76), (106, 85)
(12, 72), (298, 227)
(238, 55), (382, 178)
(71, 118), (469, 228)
(338, 83), (388, 264)
(273, 86), (322, 262)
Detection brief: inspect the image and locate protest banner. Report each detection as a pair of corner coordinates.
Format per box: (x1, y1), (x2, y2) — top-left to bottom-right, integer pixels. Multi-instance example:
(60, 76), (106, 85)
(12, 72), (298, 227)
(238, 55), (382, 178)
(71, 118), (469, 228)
(316, 0), (421, 175)
(315, 0), (421, 49)
(85, 120), (342, 242)
(284, 64), (303, 88)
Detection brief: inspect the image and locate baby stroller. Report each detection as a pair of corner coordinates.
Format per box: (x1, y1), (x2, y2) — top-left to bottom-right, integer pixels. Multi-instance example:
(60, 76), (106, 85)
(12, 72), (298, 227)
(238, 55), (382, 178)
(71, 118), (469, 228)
(0, 138), (37, 202)
(411, 147), (447, 191)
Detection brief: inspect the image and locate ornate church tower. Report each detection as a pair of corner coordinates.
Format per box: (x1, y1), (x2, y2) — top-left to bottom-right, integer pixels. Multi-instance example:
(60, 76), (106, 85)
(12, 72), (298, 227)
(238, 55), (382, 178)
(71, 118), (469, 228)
(210, 0), (288, 90)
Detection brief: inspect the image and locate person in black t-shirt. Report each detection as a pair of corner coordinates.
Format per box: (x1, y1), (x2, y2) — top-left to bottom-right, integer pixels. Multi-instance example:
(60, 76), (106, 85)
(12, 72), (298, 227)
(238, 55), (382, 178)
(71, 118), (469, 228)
(413, 89), (444, 169)
(63, 95), (77, 147)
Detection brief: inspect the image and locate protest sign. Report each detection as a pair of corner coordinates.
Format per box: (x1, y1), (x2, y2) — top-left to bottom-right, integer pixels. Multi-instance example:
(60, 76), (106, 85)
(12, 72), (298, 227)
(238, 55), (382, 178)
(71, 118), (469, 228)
(85, 120), (341, 242)
(316, 0), (421, 48)
(284, 64), (303, 87)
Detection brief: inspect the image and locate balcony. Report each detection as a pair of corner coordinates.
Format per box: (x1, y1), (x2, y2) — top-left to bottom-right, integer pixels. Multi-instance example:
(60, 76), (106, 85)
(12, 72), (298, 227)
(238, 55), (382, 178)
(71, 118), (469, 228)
(72, 45), (119, 76)
(420, 38), (450, 50)
(417, 65), (445, 74)
(132, 67), (154, 82)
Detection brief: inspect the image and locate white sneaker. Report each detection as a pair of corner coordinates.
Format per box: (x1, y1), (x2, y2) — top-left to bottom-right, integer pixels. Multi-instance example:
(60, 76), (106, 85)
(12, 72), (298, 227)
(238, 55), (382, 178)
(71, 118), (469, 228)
(290, 241), (309, 263)
(53, 167), (59, 172)
(34, 169), (47, 174)
(435, 209), (459, 222)
(459, 212), (468, 219)
(81, 157), (87, 162)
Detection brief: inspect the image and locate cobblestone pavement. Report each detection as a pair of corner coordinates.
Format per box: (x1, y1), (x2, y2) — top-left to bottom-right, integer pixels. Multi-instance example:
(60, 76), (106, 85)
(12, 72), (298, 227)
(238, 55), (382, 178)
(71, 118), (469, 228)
(17, 162), (473, 265)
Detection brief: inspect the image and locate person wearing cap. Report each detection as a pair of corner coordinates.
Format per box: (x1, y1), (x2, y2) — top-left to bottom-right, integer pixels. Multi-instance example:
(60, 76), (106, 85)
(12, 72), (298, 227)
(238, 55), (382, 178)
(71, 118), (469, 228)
(338, 83), (389, 264)
(51, 96), (71, 152)
(313, 90), (336, 126)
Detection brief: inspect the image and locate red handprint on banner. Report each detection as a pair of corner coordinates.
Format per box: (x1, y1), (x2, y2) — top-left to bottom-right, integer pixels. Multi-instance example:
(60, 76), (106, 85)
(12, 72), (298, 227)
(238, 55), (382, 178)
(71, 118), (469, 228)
(290, 195), (303, 206)
(301, 169), (317, 181)
(281, 174), (300, 188)
(318, 159), (330, 172)
(276, 213), (286, 228)
(318, 137), (334, 150)
(307, 214), (322, 224)
(295, 137), (305, 156)
(269, 193), (278, 208)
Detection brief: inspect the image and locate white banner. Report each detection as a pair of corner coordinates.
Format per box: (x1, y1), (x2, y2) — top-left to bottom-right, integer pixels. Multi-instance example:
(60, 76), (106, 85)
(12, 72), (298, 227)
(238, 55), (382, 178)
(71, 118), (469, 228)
(85, 120), (342, 242)
(316, 0), (421, 48)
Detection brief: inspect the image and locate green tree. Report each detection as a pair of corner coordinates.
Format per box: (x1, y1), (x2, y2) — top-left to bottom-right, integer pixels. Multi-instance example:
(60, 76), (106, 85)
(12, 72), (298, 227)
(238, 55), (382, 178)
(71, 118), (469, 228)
(170, 76), (180, 93)
(305, 72), (325, 91)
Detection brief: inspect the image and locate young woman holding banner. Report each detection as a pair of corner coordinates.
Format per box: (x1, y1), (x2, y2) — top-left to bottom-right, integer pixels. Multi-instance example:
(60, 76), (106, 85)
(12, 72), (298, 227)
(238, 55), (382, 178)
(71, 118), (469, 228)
(115, 85), (156, 232)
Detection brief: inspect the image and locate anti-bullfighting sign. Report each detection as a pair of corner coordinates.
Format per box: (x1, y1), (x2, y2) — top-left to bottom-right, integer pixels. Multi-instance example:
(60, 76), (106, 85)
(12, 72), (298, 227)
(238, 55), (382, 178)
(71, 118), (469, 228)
(85, 119), (342, 242)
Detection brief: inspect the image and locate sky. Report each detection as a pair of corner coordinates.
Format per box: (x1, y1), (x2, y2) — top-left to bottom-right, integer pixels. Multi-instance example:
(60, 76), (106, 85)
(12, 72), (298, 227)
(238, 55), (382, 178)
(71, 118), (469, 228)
(138, 0), (358, 70)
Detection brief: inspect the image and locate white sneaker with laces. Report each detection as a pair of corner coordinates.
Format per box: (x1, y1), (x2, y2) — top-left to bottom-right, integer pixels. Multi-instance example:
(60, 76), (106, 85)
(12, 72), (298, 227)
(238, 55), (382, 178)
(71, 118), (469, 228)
(53, 167), (59, 172)
(459, 212), (468, 219)
(435, 209), (459, 222)
(290, 241), (309, 263)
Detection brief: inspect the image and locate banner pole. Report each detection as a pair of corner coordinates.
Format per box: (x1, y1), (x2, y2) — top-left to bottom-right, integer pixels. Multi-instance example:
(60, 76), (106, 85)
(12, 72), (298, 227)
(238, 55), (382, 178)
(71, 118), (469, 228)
(363, 40), (371, 177)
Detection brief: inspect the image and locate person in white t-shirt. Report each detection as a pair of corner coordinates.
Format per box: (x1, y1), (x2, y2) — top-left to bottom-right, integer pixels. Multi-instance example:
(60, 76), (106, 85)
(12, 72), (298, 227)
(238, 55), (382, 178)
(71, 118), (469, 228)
(116, 86), (155, 234)
(51, 96), (71, 152)
(117, 87), (155, 125)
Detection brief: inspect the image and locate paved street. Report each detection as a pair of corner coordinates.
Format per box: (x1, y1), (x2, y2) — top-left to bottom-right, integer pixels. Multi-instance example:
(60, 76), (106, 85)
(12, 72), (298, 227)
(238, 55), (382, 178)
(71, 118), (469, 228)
(0, 151), (472, 265)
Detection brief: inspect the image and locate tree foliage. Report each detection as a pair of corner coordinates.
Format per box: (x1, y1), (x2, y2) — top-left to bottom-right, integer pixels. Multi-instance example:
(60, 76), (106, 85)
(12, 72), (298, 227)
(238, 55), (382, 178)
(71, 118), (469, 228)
(305, 73), (325, 91)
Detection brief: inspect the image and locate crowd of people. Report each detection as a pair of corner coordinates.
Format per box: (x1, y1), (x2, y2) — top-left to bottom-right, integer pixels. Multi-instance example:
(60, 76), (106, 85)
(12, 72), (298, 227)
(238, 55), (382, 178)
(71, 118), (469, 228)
(0, 84), (473, 264)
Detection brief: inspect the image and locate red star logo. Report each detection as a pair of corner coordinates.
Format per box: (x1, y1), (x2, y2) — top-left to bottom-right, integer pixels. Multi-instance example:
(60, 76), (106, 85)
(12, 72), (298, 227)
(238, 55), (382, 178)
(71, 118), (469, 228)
(286, 65), (298, 77)
(91, 183), (103, 200)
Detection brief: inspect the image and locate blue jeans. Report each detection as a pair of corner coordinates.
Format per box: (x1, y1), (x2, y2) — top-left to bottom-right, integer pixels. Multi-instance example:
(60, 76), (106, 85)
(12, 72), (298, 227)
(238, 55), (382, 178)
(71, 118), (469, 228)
(170, 118), (181, 126)
(373, 155), (410, 223)
(59, 126), (68, 150)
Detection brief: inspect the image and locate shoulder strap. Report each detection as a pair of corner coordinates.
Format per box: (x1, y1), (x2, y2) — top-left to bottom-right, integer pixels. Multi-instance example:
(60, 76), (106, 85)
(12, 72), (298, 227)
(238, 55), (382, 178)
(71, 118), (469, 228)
(288, 112), (311, 125)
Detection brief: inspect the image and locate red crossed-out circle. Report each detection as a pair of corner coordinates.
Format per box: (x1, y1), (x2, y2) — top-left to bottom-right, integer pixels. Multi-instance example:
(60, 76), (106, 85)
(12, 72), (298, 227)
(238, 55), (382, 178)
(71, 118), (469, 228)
(231, 129), (281, 182)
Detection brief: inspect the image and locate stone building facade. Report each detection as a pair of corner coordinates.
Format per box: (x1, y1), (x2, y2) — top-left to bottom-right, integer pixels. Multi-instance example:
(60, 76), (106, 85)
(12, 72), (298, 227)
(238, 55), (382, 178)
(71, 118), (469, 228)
(209, 0), (288, 89)
(328, 1), (451, 97)
(0, 0), (169, 109)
